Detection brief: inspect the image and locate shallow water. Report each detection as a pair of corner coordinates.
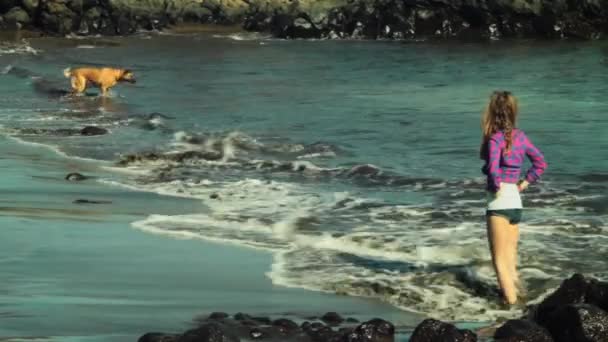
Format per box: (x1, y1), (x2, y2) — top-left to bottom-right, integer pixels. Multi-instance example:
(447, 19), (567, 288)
(0, 33), (607, 328)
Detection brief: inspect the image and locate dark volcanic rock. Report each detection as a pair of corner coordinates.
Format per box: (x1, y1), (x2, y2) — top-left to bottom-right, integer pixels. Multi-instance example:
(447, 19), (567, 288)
(544, 304), (608, 342)
(531, 273), (608, 327)
(139, 312), (396, 342)
(410, 319), (476, 342)
(65, 172), (87, 181)
(3, 7), (31, 27)
(80, 126), (108, 136)
(178, 323), (239, 342)
(117, 150), (223, 166)
(494, 319), (553, 342)
(208, 312), (230, 320)
(138, 333), (179, 342)
(321, 312), (345, 325)
(233, 313), (253, 321)
(345, 318), (396, 342)
(272, 318), (300, 334)
(73, 199), (112, 204)
(2, 0), (608, 40)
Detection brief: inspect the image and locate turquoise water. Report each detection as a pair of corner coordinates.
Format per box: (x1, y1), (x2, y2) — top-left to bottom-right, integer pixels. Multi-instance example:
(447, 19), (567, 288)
(0, 33), (607, 338)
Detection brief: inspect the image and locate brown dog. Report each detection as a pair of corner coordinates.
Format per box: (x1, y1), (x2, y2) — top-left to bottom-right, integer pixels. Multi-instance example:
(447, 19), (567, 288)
(63, 67), (136, 96)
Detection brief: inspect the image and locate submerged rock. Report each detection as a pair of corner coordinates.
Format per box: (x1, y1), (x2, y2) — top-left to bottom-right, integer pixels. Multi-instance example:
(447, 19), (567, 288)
(65, 172), (88, 181)
(73, 199), (112, 204)
(321, 312), (344, 325)
(80, 126), (109, 136)
(138, 333), (179, 342)
(208, 312), (230, 320)
(116, 150), (223, 166)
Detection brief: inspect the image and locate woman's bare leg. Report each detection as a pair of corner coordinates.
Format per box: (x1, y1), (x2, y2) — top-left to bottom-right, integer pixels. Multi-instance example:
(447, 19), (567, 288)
(487, 215), (518, 304)
(509, 223), (521, 295)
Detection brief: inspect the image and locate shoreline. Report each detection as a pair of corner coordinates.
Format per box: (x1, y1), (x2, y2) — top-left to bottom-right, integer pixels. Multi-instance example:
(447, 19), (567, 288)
(0, 136), (419, 341)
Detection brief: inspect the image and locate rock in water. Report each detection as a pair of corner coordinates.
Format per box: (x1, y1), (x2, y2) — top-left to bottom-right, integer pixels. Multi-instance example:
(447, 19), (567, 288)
(532, 273), (598, 327)
(208, 312), (230, 320)
(73, 199), (112, 204)
(321, 312), (345, 325)
(178, 323), (239, 342)
(272, 318), (300, 335)
(65, 173), (87, 181)
(585, 278), (608, 312)
(409, 319), (477, 342)
(345, 318), (396, 342)
(494, 319), (553, 342)
(138, 333), (179, 342)
(544, 304), (608, 342)
(80, 126), (108, 136)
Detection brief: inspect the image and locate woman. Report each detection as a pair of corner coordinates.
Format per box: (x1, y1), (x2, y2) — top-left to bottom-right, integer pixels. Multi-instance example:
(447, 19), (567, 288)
(480, 91), (547, 305)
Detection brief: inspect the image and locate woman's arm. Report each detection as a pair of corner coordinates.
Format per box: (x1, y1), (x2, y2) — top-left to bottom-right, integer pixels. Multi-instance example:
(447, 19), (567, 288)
(487, 135), (503, 193)
(523, 134), (547, 184)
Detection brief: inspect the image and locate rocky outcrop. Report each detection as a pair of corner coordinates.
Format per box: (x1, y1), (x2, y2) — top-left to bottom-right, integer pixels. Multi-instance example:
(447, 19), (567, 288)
(406, 274), (608, 342)
(2, 0), (608, 39)
(409, 319), (477, 342)
(135, 275), (608, 342)
(138, 312), (395, 342)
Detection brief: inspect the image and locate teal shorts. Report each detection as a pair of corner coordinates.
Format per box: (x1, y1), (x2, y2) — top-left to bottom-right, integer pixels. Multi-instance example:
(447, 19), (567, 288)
(486, 209), (523, 225)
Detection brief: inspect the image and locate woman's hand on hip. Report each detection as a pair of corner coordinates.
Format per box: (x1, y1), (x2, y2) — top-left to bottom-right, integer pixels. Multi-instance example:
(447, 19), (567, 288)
(517, 180), (529, 192)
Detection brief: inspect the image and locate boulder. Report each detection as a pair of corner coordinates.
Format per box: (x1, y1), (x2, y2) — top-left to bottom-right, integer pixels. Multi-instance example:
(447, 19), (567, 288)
(40, 1), (77, 34)
(178, 323), (240, 342)
(494, 319), (553, 342)
(208, 312), (229, 320)
(409, 319), (477, 342)
(321, 312), (345, 325)
(533, 274), (590, 327)
(65, 172), (87, 181)
(138, 333), (179, 342)
(80, 126), (109, 136)
(272, 318), (300, 335)
(532, 273), (608, 327)
(344, 318), (396, 342)
(233, 313), (253, 321)
(544, 304), (608, 342)
(73, 199), (112, 204)
(21, 0), (40, 14)
(3, 7), (31, 26)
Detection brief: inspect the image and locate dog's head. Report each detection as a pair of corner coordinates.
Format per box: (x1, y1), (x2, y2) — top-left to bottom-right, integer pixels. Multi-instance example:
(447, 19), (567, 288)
(119, 69), (136, 84)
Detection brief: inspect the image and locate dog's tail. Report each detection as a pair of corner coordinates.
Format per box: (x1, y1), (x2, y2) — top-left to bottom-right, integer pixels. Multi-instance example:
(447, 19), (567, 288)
(63, 67), (72, 78)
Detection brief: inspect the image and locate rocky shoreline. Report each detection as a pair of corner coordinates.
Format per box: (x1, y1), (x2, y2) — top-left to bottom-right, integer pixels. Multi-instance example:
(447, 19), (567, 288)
(139, 274), (608, 341)
(1, 0), (608, 40)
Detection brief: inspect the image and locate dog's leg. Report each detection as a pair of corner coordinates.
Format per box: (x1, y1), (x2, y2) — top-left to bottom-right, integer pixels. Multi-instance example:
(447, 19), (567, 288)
(71, 76), (87, 94)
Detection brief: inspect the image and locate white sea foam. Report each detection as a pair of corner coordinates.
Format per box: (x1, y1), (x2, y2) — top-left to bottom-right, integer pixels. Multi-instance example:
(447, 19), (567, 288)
(212, 32), (273, 41)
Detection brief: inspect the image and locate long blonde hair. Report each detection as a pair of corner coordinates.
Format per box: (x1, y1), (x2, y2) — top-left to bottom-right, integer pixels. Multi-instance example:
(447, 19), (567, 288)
(480, 90), (519, 159)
